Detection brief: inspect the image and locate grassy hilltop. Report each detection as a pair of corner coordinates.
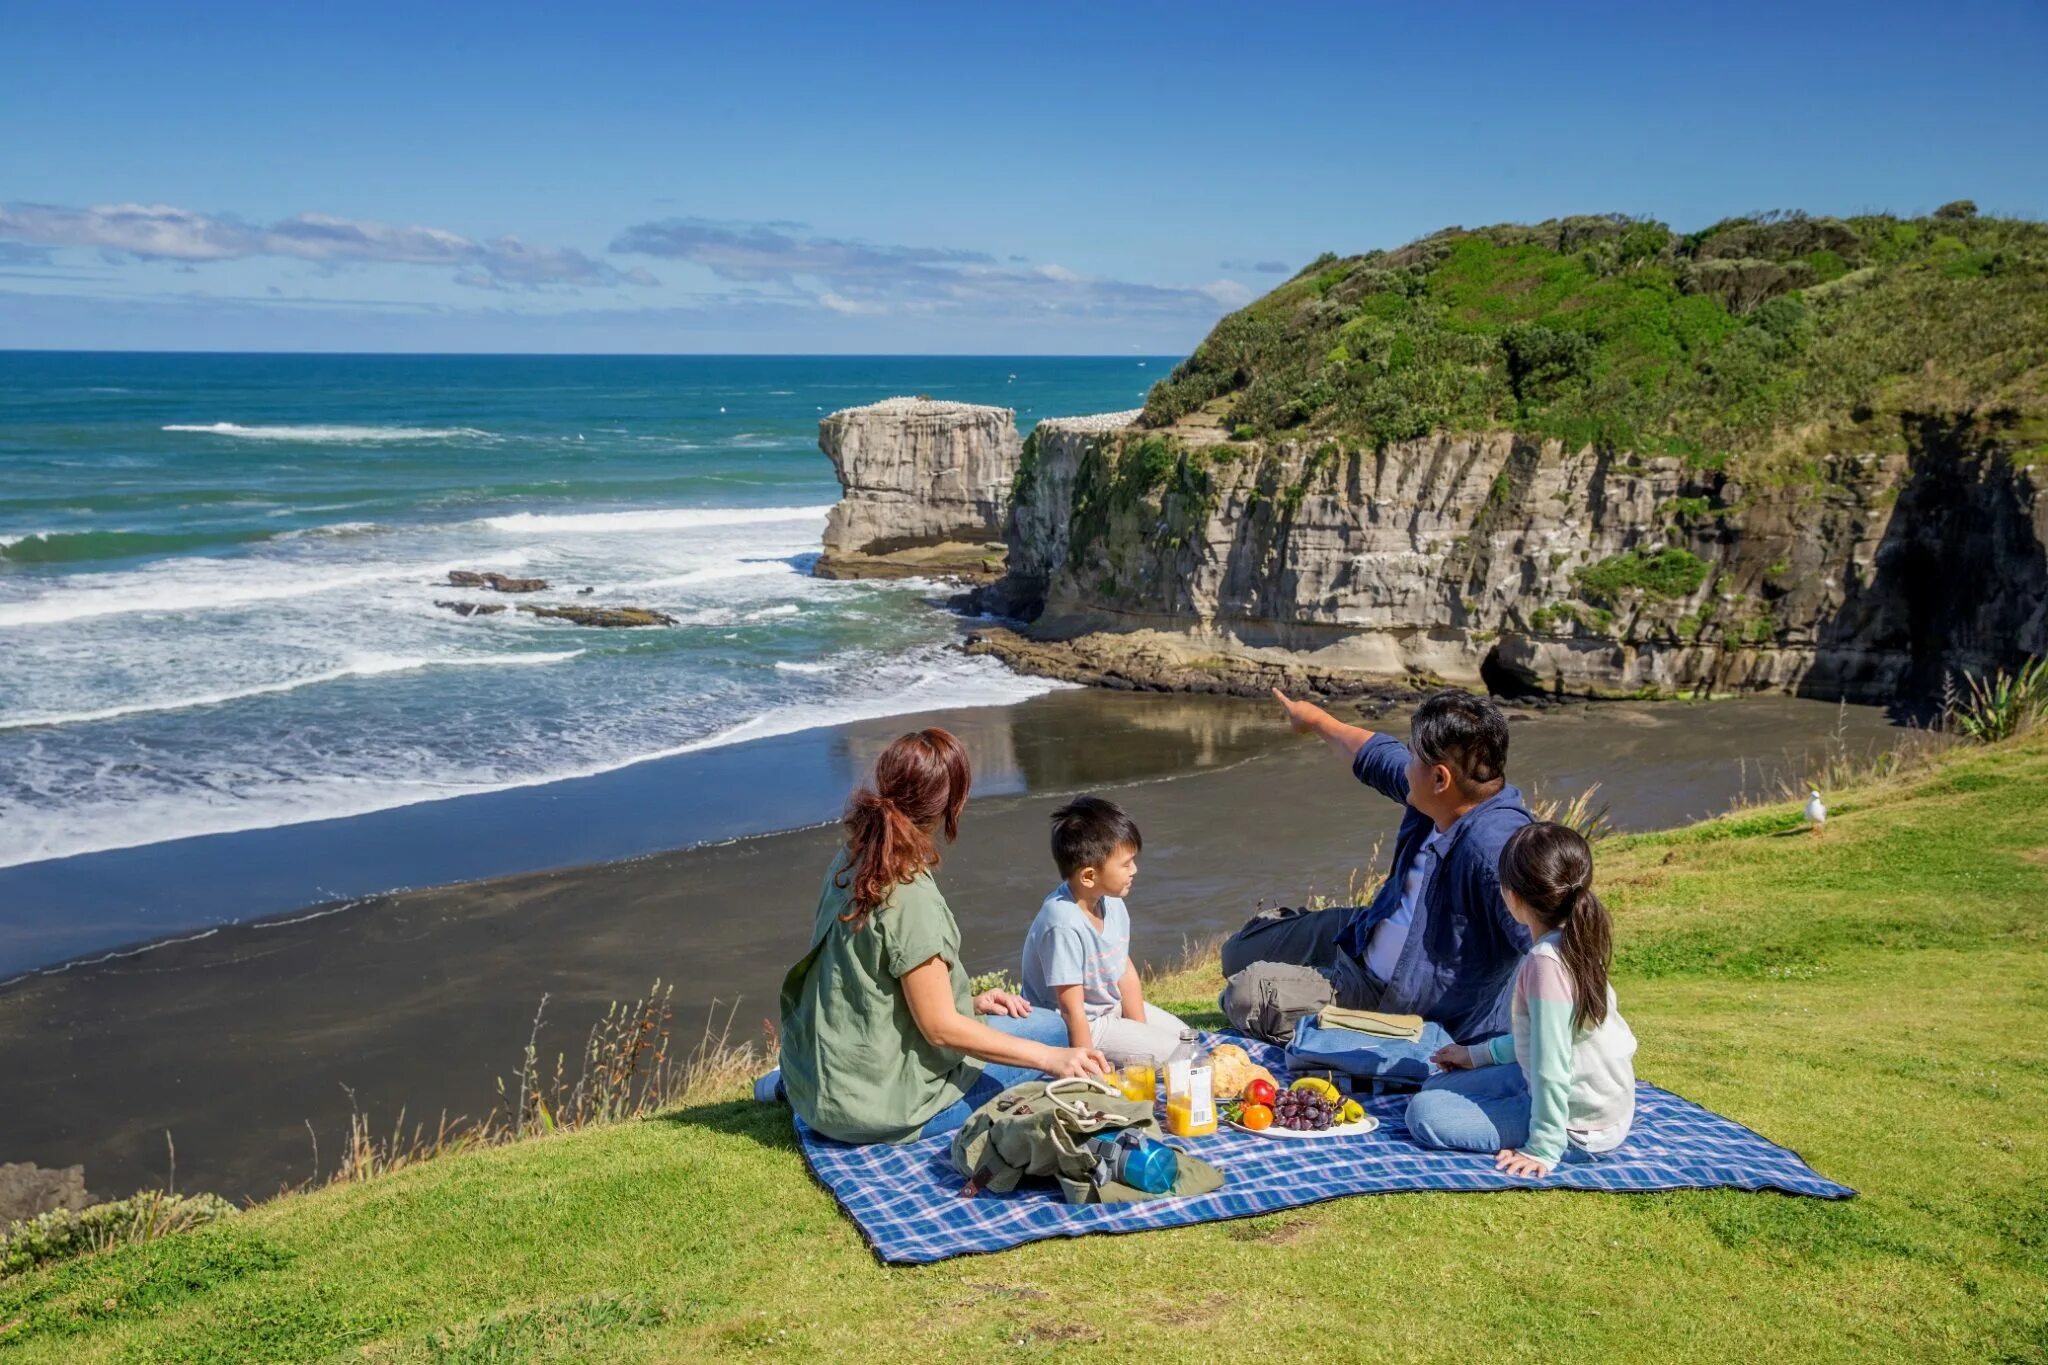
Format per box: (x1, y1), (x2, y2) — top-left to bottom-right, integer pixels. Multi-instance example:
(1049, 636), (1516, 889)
(1141, 204), (2048, 479)
(2, 732), (2045, 1360)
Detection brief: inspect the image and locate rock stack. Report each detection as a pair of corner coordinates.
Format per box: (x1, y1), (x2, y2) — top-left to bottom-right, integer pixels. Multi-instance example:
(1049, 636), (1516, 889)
(815, 397), (1021, 581)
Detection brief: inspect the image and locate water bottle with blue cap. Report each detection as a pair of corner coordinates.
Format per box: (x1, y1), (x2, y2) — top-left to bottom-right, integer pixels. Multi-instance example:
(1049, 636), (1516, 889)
(1084, 1127), (1179, 1194)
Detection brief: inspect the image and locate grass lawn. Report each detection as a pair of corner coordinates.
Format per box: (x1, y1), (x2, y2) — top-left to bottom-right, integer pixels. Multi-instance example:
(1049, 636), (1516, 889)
(4, 733), (2045, 1362)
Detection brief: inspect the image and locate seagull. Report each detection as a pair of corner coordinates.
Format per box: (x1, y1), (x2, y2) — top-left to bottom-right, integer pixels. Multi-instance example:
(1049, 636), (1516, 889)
(1805, 789), (1826, 835)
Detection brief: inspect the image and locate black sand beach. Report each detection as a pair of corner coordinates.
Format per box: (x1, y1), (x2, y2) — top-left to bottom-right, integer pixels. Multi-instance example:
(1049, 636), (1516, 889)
(0, 688), (1905, 1199)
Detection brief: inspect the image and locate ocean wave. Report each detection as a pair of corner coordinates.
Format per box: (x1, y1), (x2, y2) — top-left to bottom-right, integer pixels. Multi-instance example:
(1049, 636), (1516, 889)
(276, 521), (385, 540)
(598, 559), (802, 596)
(0, 652), (1070, 869)
(478, 505), (832, 534)
(163, 423), (495, 443)
(0, 527), (277, 565)
(0, 552), (529, 628)
(0, 650), (583, 732)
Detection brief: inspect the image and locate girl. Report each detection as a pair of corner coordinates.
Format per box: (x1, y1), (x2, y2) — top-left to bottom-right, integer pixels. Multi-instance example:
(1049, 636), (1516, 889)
(1405, 821), (1636, 1175)
(773, 727), (1109, 1144)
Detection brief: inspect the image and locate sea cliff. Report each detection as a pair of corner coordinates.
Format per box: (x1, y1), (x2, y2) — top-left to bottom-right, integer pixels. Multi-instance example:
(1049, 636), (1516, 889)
(969, 208), (2048, 702)
(972, 418), (2046, 701)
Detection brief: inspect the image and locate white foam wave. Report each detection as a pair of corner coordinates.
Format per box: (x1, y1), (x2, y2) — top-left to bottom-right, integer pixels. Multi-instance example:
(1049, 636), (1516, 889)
(0, 653), (1070, 869)
(599, 559), (801, 594)
(0, 552), (528, 628)
(277, 521), (384, 540)
(163, 423), (494, 442)
(745, 604), (801, 620)
(774, 659), (834, 673)
(0, 650), (582, 732)
(479, 505), (832, 534)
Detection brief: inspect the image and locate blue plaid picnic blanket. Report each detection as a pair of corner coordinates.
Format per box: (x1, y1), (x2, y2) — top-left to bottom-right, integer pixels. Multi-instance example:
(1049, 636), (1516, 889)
(793, 1034), (1854, 1265)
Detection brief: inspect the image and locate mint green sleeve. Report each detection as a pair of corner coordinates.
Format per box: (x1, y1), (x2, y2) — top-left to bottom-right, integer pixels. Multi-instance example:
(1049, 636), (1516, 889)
(1480, 1033), (1517, 1067)
(1520, 955), (1577, 1166)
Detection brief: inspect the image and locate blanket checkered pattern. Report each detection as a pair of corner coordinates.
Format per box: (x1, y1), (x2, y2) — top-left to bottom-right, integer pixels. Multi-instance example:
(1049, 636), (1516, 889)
(792, 1034), (1854, 1264)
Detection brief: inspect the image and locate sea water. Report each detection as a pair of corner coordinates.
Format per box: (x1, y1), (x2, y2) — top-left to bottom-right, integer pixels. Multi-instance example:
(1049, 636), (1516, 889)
(0, 352), (1168, 871)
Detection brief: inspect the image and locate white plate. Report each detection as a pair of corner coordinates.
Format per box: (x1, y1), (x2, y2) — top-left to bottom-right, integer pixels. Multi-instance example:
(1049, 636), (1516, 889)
(1225, 1114), (1379, 1140)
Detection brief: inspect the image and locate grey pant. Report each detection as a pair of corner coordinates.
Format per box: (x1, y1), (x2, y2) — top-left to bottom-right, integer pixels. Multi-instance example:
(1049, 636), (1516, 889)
(1218, 904), (1381, 1041)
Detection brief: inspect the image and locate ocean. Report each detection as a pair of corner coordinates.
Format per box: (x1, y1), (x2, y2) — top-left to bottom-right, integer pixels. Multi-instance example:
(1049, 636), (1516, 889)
(0, 352), (1165, 882)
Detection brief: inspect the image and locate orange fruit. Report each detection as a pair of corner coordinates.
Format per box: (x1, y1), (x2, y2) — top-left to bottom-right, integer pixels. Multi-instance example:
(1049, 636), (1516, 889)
(1240, 1102), (1274, 1131)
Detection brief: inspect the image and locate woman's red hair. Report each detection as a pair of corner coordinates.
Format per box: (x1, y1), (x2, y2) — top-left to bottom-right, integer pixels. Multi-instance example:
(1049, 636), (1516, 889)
(836, 727), (972, 926)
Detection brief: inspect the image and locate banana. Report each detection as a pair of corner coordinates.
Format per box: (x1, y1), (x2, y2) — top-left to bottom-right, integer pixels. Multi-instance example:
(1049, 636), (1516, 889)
(1289, 1076), (1341, 1102)
(1338, 1098), (1365, 1125)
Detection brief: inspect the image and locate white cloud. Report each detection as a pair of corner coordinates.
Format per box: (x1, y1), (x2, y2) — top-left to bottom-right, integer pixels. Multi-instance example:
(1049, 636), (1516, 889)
(612, 216), (1248, 325)
(0, 201), (655, 290)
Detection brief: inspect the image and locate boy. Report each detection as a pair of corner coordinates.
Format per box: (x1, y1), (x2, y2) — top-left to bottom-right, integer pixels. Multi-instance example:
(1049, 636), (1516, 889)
(1019, 796), (1189, 1064)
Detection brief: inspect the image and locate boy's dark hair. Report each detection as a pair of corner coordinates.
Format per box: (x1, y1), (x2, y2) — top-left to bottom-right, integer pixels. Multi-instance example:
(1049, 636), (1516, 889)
(1049, 795), (1142, 879)
(1409, 689), (1510, 793)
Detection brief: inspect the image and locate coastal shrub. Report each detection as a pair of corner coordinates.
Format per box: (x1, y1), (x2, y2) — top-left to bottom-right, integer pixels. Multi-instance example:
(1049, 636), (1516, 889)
(0, 1191), (236, 1278)
(967, 969), (1021, 996)
(1134, 208), (2048, 481)
(1529, 782), (1615, 844)
(1951, 657), (2048, 742)
(1573, 547), (1711, 605)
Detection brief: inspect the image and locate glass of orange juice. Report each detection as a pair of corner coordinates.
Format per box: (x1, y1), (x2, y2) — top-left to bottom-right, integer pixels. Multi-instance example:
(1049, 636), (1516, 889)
(1118, 1061), (1157, 1103)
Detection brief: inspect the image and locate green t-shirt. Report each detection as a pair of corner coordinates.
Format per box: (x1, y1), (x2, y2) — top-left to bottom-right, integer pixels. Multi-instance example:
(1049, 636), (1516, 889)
(778, 852), (982, 1143)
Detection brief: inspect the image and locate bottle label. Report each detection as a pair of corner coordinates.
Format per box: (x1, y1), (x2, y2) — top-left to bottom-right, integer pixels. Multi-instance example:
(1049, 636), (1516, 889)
(1167, 1058), (1191, 1097)
(1189, 1065), (1214, 1126)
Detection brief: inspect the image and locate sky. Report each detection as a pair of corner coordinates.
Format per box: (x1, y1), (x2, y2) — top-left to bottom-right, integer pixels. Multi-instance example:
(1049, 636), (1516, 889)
(2, 0), (2044, 355)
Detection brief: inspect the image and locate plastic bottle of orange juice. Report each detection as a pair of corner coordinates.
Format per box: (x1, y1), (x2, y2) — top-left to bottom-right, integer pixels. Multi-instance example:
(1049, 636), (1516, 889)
(1164, 1029), (1216, 1137)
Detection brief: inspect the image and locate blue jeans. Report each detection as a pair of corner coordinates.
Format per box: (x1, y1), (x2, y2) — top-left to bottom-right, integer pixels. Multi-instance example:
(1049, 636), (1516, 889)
(913, 1006), (1070, 1140)
(1404, 1063), (1531, 1152)
(1285, 1016), (1456, 1093)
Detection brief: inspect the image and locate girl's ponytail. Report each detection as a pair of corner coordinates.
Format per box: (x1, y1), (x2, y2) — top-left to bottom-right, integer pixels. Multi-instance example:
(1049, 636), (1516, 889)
(835, 728), (972, 927)
(1498, 821), (1613, 1032)
(1557, 882), (1612, 1032)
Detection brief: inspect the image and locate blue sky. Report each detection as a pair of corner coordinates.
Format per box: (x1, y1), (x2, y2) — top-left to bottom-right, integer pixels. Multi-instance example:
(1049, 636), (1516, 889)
(3, 0), (2043, 354)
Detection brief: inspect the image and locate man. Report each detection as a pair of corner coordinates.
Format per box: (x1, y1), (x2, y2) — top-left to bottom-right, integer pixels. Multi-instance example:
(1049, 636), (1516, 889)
(1220, 687), (1532, 1046)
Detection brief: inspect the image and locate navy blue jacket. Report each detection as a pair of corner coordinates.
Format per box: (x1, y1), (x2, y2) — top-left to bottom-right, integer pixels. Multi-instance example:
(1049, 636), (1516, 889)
(1338, 732), (1533, 1043)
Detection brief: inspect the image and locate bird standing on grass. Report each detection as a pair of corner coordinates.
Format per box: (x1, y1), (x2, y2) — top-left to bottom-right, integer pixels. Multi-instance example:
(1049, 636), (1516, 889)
(1805, 788), (1827, 835)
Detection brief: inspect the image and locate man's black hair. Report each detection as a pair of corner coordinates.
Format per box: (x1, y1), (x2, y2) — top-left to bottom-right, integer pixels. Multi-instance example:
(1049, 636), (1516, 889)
(1409, 689), (1510, 792)
(1049, 795), (1143, 879)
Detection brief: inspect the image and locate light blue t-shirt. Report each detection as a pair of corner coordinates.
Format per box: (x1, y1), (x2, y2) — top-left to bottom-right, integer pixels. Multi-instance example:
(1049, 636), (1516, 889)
(1019, 884), (1131, 1019)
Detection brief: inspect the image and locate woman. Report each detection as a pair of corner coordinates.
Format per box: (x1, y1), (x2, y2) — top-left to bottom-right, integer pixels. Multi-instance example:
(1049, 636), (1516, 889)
(772, 727), (1109, 1143)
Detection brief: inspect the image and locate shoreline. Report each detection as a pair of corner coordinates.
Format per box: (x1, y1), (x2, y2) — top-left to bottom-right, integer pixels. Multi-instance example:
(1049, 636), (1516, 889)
(0, 690), (1908, 1199)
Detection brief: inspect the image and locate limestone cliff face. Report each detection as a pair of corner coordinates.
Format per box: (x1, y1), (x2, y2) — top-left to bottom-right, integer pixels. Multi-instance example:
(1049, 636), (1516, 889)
(817, 398), (1021, 577)
(993, 417), (2047, 702)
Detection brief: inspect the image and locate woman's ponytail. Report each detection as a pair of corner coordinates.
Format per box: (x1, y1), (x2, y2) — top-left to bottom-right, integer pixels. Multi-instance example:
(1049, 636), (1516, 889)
(1498, 822), (1613, 1032)
(835, 728), (972, 927)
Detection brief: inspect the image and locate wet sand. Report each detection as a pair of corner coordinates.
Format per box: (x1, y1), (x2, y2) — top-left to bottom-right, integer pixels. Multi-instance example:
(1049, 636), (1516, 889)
(0, 689), (1905, 1199)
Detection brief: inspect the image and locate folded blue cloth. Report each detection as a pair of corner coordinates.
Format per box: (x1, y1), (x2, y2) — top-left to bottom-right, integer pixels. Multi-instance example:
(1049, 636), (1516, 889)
(793, 1031), (1855, 1264)
(1285, 1015), (1457, 1092)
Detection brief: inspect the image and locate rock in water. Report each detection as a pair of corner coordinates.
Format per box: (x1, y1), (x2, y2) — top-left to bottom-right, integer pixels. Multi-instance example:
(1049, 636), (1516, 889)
(816, 397), (1021, 580)
(516, 604), (677, 628)
(436, 600), (507, 617)
(0, 1162), (93, 1226)
(445, 571), (548, 593)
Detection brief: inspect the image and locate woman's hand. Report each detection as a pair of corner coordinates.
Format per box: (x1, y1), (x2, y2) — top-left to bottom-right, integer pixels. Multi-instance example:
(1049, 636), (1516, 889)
(1495, 1149), (1554, 1178)
(973, 989), (1032, 1018)
(1431, 1043), (1476, 1070)
(1040, 1044), (1112, 1079)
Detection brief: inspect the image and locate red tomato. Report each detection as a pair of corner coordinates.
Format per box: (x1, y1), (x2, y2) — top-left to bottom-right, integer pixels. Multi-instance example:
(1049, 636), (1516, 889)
(1243, 1078), (1278, 1108)
(1240, 1103), (1275, 1131)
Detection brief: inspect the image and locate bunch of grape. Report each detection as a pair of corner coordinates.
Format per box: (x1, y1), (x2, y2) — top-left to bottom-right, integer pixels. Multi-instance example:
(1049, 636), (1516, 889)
(1272, 1088), (1336, 1131)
